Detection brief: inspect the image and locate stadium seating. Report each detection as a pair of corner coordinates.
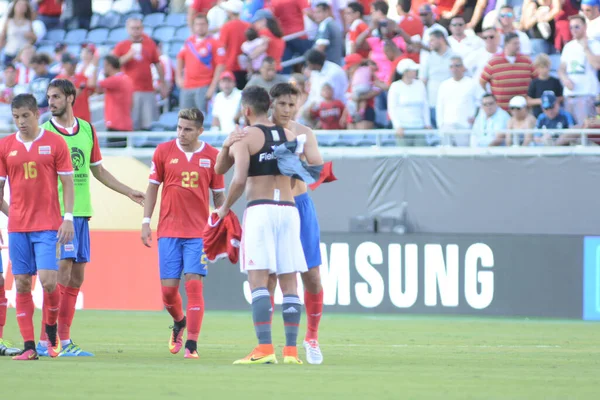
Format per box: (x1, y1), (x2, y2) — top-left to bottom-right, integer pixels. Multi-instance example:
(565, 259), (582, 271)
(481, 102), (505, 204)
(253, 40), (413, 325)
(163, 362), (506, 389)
(150, 111), (179, 131)
(106, 27), (128, 44)
(86, 28), (110, 45)
(64, 29), (89, 45)
(174, 26), (190, 41)
(168, 41), (183, 58)
(40, 29), (66, 46)
(164, 13), (187, 28)
(143, 12), (165, 28)
(152, 26), (176, 43)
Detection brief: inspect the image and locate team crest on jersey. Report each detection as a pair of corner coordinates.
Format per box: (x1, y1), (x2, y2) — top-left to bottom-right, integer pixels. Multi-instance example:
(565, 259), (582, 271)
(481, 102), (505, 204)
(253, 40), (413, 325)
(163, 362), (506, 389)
(199, 159), (211, 168)
(8, 150), (17, 157)
(38, 145), (51, 155)
(170, 158), (179, 164)
(199, 47), (209, 57)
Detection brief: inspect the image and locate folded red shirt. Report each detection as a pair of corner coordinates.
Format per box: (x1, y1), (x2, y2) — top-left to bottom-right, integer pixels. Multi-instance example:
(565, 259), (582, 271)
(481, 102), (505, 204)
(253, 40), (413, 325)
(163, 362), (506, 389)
(202, 210), (242, 264)
(309, 161), (337, 191)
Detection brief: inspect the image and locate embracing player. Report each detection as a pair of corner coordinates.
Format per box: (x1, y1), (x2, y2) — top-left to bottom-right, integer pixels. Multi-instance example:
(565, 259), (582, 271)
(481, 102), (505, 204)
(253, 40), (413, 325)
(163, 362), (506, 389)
(142, 108), (225, 359)
(0, 94), (75, 360)
(215, 86), (322, 365)
(34, 79), (145, 357)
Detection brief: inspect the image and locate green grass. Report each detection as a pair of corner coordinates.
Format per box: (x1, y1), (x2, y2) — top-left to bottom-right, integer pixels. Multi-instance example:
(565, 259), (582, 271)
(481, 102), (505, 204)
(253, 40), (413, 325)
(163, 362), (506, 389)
(0, 310), (599, 399)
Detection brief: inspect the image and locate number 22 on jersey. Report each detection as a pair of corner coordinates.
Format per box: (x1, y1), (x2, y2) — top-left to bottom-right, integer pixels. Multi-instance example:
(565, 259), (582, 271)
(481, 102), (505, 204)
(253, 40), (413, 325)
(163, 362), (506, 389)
(181, 171), (199, 188)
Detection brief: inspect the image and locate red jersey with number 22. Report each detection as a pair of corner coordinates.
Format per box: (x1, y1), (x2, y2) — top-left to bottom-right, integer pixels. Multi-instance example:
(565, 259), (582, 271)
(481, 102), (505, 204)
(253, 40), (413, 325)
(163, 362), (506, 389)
(0, 130), (73, 233)
(149, 140), (225, 239)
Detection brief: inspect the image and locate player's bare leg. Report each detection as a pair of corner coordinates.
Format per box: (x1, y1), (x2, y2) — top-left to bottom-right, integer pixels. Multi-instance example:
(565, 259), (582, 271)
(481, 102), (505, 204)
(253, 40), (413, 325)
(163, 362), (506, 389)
(0, 274), (21, 356)
(183, 273), (204, 359)
(302, 267), (324, 364)
(279, 272), (303, 364)
(234, 270), (277, 365)
(12, 275), (38, 360)
(161, 278), (186, 354)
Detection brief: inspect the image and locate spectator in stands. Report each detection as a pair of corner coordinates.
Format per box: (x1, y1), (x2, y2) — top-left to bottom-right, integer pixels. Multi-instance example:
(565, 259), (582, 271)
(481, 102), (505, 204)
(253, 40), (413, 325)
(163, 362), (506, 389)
(220, 0), (251, 89)
(582, 97), (600, 144)
(312, 1), (344, 65)
(533, 90), (578, 145)
(56, 53), (92, 122)
(497, 5), (532, 55)
(63, 0), (93, 30)
(506, 95), (537, 146)
(252, 10), (286, 71)
(76, 44), (99, 78)
(152, 40), (175, 101)
(304, 49), (348, 107)
(49, 43), (67, 75)
(29, 52), (55, 112)
(437, 55), (478, 146)
(310, 83), (346, 129)
(0, 64), (17, 104)
(343, 53), (378, 129)
(471, 93), (511, 146)
(464, 27), (500, 103)
(481, 32), (535, 111)
(211, 71), (242, 133)
(387, 59), (432, 146)
(527, 53), (563, 117)
(582, 0), (600, 42)
(270, 0), (313, 73)
(0, 0), (37, 65)
(138, 0), (169, 14)
(176, 14), (225, 114)
(419, 4), (448, 53)
(239, 28), (267, 74)
(114, 17), (166, 131)
(420, 30), (454, 128)
(15, 44), (35, 85)
(344, 2), (370, 58)
(520, 0), (561, 58)
(245, 56), (288, 91)
(553, 0), (579, 51)
(289, 73), (311, 125)
(92, 55), (134, 147)
(385, 39), (410, 86)
(447, 15), (484, 60)
(396, 0), (424, 39)
(36, 0), (63, 30)
(241, 0), (265, 23)
(207, 0), (229, 37)
(558, 15), (600, 128)
(188, 0), (218, 27)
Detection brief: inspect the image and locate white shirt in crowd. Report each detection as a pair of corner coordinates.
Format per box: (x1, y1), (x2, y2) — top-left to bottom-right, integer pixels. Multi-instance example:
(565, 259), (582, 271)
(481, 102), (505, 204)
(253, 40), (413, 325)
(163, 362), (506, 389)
(212, 88), (242, 133)
(447, 34), (485, 60)
(387, 79), (431, 129)
(436, 76), (478, 129)
(420, 23), (448, 67)
(587, 15), (600, 42)
(560, 39), (600, 96)
(207, 4), (228, 39)
(463, 45), (501, 103)
(307, 60), (348, 104)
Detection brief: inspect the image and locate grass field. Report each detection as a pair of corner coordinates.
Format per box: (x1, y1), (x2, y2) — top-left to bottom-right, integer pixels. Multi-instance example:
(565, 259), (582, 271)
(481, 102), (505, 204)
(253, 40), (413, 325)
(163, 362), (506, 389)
(0, 309), (599, 399)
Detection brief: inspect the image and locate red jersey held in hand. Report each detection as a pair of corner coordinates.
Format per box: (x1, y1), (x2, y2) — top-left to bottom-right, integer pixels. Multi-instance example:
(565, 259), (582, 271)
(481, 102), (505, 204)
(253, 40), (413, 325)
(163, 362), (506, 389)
(0, 129), (73, 232)
(202, 211), (242, 264)
(149, 139), (225, 239)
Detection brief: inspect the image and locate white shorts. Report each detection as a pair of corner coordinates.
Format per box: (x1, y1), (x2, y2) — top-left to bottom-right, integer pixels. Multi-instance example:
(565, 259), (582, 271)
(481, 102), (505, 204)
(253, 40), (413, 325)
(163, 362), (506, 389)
(241, 201), (308, 275)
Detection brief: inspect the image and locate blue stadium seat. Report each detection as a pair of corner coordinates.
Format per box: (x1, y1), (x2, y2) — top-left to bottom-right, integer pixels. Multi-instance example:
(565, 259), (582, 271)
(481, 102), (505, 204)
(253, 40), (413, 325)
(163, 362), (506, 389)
(42, 29), (66, 44)
(164, 13), (187, 28)
(144, 25), (154, 36)
(67, 45), (82, 57)
(98, 11), (122, 29)
(168, 41), (183, 58)
(157, 111), (179, 130)
(107, 27), (128, 44)
(90, 13), (103, 29)
(36, 45), (55, 56)
(316, 132), (340, 147)
(121, 12), (143, 25)
(64, 29), (88, 45)
(152, 26), (176, 43)
(174, 26), (190, 41)
(86, 28), (110, 45)
(95, 45), (112, 58)
(202, 134), (221, 147)
(143, 12), (165, 28)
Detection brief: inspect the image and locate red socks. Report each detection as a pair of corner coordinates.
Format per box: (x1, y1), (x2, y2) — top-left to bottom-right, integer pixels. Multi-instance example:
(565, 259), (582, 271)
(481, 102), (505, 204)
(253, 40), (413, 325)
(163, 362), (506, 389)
(161, 285), (184, 322)
(43, 287), (61, 326)
(16, 292), (35, 342)
(185, 280), (204, 342)
(304, 289), (324, 341)
(58, 285), (79, 340)
(0, 287), (6, 338)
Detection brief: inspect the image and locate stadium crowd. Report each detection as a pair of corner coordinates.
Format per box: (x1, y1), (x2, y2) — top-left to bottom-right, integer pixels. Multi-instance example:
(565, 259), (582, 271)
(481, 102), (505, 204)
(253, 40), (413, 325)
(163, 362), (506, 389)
(0, 0), (599, 146)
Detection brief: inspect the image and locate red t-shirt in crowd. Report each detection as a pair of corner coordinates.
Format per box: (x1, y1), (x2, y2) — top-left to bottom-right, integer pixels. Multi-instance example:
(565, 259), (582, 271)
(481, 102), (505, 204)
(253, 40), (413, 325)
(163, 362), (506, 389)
(347, 19), (370, 58)
(98, 72), (134, 131)
(113, 35), (160, 92)
(38, 0), (62, 16)
(219, 19), (251, 72)
(269, 0), (308, 36)
(312, 100), (346, 130)
(192, 0), (217, 14)
(56, 73), (92, 122)
(177, 36), (225, 88)
(259, 28), (285, 71)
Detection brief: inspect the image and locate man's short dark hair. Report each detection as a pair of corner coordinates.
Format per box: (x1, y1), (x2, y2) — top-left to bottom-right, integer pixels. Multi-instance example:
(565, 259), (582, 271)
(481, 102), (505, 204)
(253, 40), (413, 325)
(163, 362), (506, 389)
(4, 64), (16, 71)
(315, 2), (331, 11)
(262, 56), (276, 66)
(304, 49), (325, 67)
(500, 5), (514, 11)
(270, 83), (300, 99)
(347, 2), (364, 16)
(482, 93), (496, 102)
(399, 0), (411, 14)
(504, 32), (519, 44)
(48, 79), (77, 106)
(104, 55), (120, 69)
(430, 30), (446, 40)
(31, 53), (51, 65)
(11, 94), (38, 112)
(242, 86), (271, 116)
(372, 0), (389, 15)
(450, 15), (465, 24)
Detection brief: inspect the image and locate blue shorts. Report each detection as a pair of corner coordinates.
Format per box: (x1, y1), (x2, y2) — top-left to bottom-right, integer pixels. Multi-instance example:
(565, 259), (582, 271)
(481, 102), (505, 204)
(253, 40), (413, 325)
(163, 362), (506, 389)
(0, 252), (3, 274)
(158, 238), (208, 280)
(8, 231), (59, 275)
(60, 217), (91, 263)
(295, 192), (322, 269)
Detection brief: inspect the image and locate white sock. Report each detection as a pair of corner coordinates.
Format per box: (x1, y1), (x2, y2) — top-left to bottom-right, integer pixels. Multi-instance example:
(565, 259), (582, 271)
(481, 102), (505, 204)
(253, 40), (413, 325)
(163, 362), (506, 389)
(61, 339), (71, 347)
(39, 340), (49, 348)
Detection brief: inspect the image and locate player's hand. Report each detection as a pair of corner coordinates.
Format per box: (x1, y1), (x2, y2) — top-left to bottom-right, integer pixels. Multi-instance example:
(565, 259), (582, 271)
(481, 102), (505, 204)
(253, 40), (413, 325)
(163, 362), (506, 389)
(141, 224), (152, 248)
(128, 190), (146, 206)
(223, 125), (246, 148)
(57, 220), (75, 245)
(216, 207), (229, 220)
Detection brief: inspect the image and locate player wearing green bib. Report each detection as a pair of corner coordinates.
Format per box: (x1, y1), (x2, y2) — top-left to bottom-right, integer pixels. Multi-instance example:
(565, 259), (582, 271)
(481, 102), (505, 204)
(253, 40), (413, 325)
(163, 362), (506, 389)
(36, 79), (145, 357)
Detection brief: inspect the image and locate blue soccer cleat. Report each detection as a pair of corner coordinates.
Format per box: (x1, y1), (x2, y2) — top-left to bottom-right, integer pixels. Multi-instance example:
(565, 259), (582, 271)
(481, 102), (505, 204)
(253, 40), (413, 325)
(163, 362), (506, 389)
(58, 341), (94, 357)
(36, 342), (49, 357)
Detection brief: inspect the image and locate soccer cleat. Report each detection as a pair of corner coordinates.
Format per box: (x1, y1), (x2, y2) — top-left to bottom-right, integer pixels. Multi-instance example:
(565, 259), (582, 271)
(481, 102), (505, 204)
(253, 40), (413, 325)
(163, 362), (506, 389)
(168, 316), (186, 354)
(45, 324), (62, 358)
(184, 348), (199, 359)
(283, 346), (303, 365)
(303, 340), (324, 365)
(58, 341), (94, 357)
(233, 344), (277, 365)
(12, 349), (38, 361)
(36, 342), (49, 357)
(0, 339), (21, 356)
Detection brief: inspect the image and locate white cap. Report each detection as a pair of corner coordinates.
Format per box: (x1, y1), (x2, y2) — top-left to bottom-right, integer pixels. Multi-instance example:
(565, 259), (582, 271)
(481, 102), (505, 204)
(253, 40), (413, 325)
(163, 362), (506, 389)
(396, 58), (419, 74)
(509, 95), (527, 109)
(221, 0), (244, 14)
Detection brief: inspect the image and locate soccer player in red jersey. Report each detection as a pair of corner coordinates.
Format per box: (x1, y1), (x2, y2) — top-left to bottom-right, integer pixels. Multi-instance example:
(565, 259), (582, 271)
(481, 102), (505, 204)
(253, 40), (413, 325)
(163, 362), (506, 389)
(0, 94), (75, 360)
(141, 108), (225, 359)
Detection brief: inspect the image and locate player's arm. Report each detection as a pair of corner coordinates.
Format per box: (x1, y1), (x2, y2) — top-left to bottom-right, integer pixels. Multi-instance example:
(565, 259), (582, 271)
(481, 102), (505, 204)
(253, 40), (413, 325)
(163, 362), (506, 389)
(217, 141), (249, 218)
(141, 182), (159, 248)
(212, 189), (225, 208)
(91, 164), (145, 205)
(215, 125), (246, 175)
(57, 173), (75, 244)
(295, 127), (324, 166)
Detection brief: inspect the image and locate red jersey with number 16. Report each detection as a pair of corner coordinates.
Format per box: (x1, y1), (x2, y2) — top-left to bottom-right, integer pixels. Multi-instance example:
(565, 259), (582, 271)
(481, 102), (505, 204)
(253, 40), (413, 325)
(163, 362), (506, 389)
(0, 130), (73, 233)
(149, 140), (225, 239)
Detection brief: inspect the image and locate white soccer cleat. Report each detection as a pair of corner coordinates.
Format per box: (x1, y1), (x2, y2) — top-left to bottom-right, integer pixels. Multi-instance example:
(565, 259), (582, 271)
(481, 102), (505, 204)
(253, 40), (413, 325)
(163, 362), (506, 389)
(303, 340), (323, 365)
